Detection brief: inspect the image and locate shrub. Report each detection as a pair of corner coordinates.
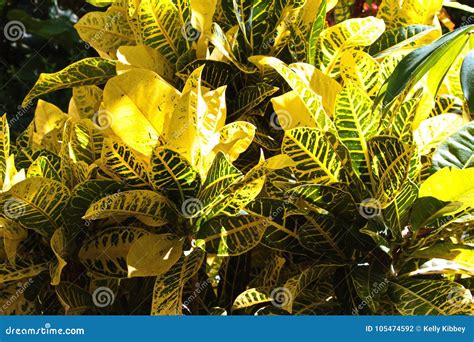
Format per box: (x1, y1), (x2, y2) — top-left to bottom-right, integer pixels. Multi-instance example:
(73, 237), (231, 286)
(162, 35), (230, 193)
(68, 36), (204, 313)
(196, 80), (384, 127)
(0, 0), (473, 315)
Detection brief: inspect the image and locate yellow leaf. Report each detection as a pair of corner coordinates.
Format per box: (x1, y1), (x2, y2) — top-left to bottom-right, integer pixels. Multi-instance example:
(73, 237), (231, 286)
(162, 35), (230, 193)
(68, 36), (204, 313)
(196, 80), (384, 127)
(271, 91), (318, 130)
(414, 114), (464, 154)
(116, 45), (175, 81)
(190, 0), (217, 57)
(162, 66), (206, 166)
(103, 68), (181, 156)
(377, 0), (444, 29)
(290, 63), (342, 116)
(33, 100), (67, 151)
(75, 6), (135, 54)
(420, 168), (474, 213)
(127, 234), (183, 278)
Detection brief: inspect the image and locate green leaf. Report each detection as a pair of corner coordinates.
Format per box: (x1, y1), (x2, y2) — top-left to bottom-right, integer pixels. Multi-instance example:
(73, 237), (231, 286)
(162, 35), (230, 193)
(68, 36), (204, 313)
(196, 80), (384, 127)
(233, 83), (279, 118)
(410, 196), (462, 232)
(61, 180), (124, 235)
(351, 264), (388, 312)
(245, 198), (301, 253)
(389, 278), (472, 315)
(377, 25), (473, 110)
(367, 25), (437, 57)
(461, 49), (474, 113)
(432, 122), (474, 171)
(290, 184), (358, 223)
(22, 58), (117, 107)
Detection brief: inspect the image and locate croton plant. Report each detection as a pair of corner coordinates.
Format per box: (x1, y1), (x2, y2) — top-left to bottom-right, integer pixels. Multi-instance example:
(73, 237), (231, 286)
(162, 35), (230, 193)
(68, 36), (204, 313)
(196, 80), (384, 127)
(0, 0), (473, 315)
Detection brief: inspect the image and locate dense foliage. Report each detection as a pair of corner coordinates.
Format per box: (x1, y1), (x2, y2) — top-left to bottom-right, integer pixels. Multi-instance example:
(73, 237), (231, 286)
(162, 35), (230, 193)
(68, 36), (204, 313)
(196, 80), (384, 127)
(0, 0), (473, 315)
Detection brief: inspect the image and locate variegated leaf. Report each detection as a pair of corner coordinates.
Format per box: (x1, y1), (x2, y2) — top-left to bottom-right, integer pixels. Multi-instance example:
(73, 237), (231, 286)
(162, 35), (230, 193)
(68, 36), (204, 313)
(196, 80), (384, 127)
(79, 227), (150, 278)
(1, 178), (70, 237)
(389, 278), (473, 315)
(100, 138), (150, 186)
(22, 58), (117, 107)
(50, 227), (67, 286)
(151, 248), (204, 315)
(84, 190), (175, 227)
(282, 127), (344, 184)
(150, 147), (201, 204)
(197, 215), (267, 256)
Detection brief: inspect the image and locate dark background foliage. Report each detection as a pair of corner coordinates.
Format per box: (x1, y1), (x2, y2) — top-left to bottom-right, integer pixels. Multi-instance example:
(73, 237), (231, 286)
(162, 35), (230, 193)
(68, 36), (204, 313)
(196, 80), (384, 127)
(0, 0), (98, 138)
(0, 0), (471, 138)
